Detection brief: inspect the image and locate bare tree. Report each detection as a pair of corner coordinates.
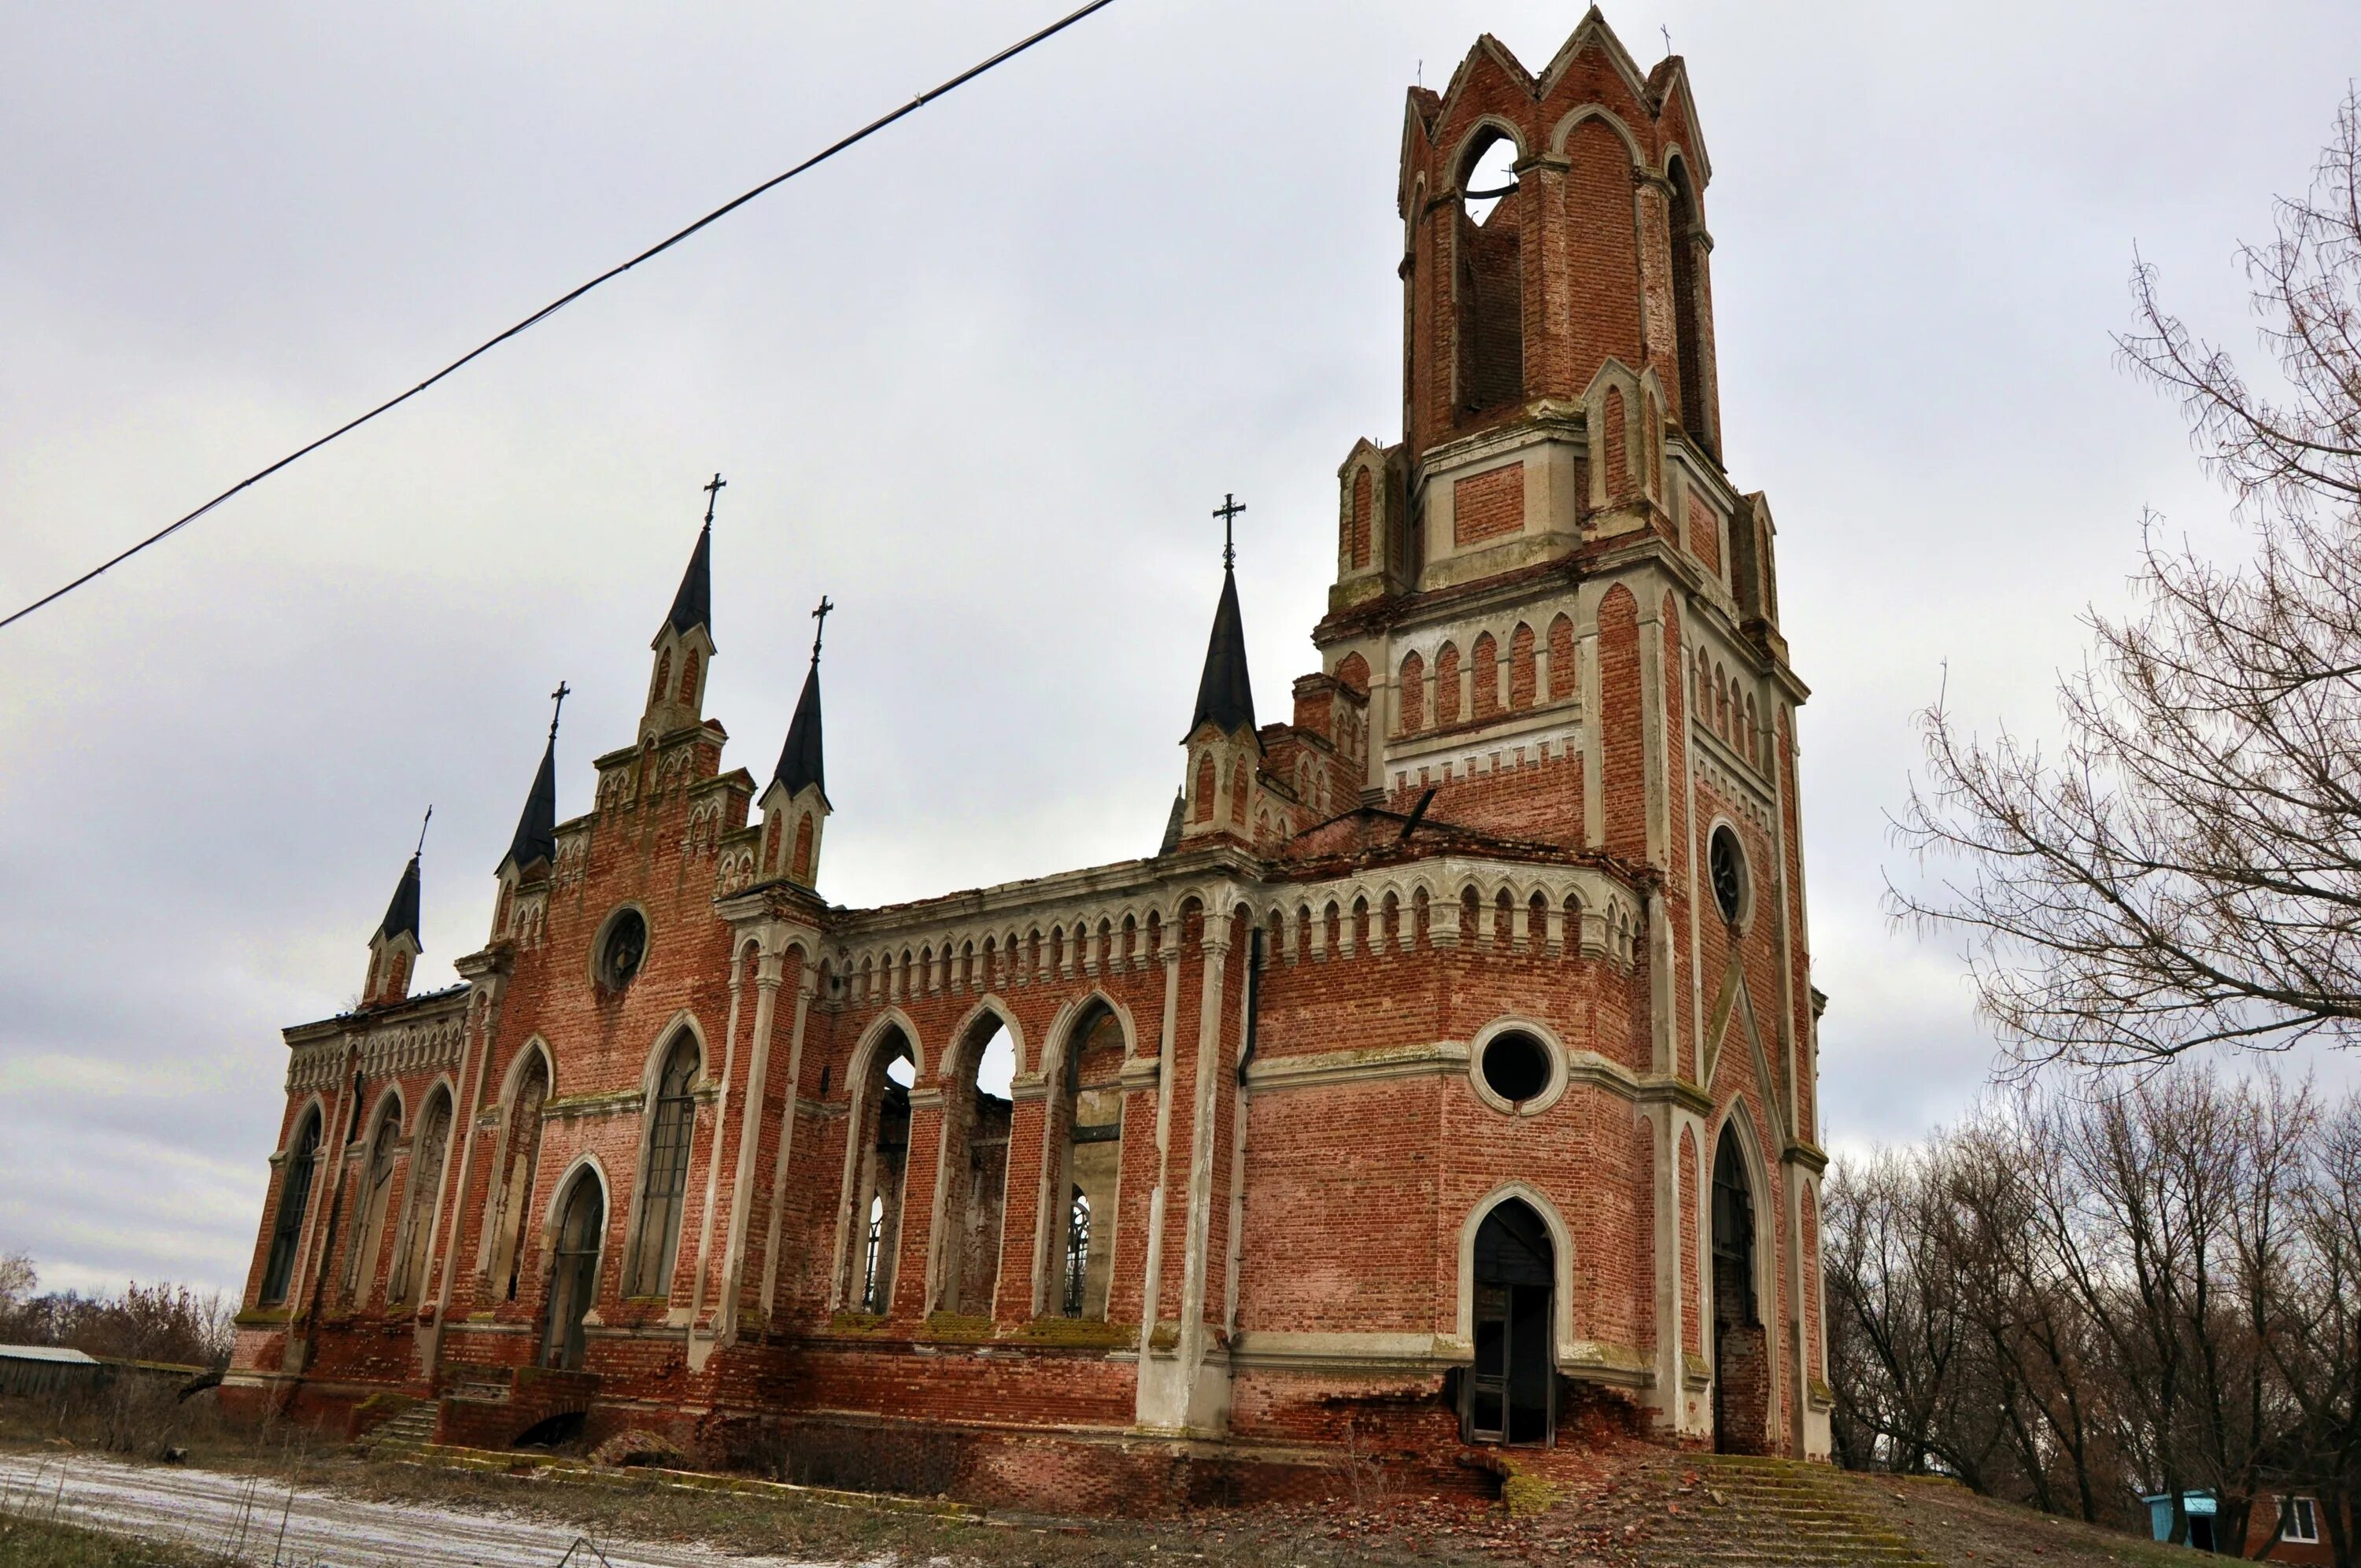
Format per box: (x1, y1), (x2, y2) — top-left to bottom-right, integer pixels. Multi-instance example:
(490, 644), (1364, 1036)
(1894, 92), (2361, 1071)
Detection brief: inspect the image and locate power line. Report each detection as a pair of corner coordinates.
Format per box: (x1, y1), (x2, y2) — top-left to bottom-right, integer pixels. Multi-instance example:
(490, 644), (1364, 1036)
(0, 0), (1123, 634)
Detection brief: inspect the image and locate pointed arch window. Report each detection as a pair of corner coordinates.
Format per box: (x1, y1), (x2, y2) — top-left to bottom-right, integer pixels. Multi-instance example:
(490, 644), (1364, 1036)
(346, 1100), (401, 1305)
(843, 1035), (912, 1313)
(259, 1109), (321, 1305)
(388, 1090), (453, 1305)
(626, 1034), (700, 1298)
(493, 1053), (551, 1302)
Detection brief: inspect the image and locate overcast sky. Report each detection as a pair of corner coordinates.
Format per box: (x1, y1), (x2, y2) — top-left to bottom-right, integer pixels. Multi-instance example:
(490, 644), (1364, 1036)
(6, 0), (2359, 1297)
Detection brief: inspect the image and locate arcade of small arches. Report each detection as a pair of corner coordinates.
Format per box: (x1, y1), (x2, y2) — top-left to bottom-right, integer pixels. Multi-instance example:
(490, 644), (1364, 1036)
(829, 869), (1645, 1013)
(1395, 614), (1580, 737)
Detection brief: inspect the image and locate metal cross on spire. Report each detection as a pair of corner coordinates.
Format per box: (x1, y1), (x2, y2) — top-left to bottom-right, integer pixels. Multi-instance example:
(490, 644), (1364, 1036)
(702, 471), (728, 526)
(809, 596), (833, 662)
(1213, 493), (1247, 570)
(548, 680), (570, 740)
(414, 805), (433, 858)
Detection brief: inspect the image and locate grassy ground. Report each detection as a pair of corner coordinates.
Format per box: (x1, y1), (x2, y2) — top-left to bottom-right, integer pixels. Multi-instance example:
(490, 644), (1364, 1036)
(0, 1514), (217, 1567)
(0, 1390), (2205, 1568)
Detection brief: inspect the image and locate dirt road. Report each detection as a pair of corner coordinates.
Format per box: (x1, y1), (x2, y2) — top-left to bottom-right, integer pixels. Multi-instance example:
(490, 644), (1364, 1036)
(0, 1451), (851, 1567)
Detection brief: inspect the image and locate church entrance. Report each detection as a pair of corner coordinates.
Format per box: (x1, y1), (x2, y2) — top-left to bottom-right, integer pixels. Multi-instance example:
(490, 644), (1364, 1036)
(1465, 1199), (1554, 1446)
(540, 1171), (604, 1371)
(1712, 1124), (1770, 1453)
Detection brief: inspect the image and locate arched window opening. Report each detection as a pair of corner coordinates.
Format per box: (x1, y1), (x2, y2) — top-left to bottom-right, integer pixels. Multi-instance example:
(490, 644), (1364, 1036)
(844, 1034), (914, 1314)
(493, 1054), (551, 1302)
(938, 1020), (1015, 1318)
(1457, 135), (1524, 416)
(540, 1171), (604, 1371)
(1049, 1002), (1124, 1319)
(1398, 651), (1426, 734)
(260, 1110), (321, 1305)
(1193, 752), (1216, 824)
(652, 650), (673, 707)
(1465, 1198), (1554, 1446)
(1667, 157), (1713, 457)
(346, 1098), (401, 1307)
(626, 1034), (700, 1299)
(678, 649), (700, 707)
(388, 1090), (453, 1305)
(1712, 1123), (1768, 1454)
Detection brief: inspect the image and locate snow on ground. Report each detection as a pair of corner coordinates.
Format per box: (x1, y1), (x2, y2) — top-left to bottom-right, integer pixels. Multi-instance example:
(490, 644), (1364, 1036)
(0, 1451), (855, 1567)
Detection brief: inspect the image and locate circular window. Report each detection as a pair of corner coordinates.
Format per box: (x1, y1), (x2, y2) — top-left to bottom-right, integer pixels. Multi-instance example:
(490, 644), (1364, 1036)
(1709, 825), (1747, 924)
(598, 909), (648, 989)
(1480, 1030), (1552, 1105)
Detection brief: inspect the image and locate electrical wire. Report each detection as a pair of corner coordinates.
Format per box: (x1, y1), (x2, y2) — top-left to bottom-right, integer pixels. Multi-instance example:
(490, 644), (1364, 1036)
(0, 0), (1123, 633)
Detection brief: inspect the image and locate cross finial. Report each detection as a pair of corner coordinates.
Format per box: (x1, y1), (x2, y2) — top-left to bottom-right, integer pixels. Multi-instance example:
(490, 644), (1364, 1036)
(414, 805), (433, 858)
(1213, 493), (1247, 571)
(809, 596), (833, 663)
(702, 471), (727, 526)
(548, 680), (570, 741)
(1661, 23), (1672, 53)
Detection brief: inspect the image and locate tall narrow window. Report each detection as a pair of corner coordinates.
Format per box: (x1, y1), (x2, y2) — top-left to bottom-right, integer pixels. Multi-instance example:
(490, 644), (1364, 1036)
(1062, 1192), (1092, 1318)
(259, 1110), (320, 1305)
(1455, 135), (1524, 416)
(1045, 1005), (1123, 1320)
(861, 1194), (888, 1312)
(1667, 157), (1713, 456)
(626, 1035), (700, 1298)
(388, 1090), (452, 1305)
(541, 1171), (604, 1371)
(346, 1101), (401, 1305)
(494, 1054), (550, 1302)
(843, 1038), (912, 1312)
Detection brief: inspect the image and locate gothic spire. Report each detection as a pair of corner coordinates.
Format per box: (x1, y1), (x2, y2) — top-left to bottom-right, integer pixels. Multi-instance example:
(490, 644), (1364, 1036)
(1187, 502), (1256, 737)
(773, 597), (829, 802)
(501, 684), (565, 874)
(662, 518), (714, 642)
(377, 850), (421, 945)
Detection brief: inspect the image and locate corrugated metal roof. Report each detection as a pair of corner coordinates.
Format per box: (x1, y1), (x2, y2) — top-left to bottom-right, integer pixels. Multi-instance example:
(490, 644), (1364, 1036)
(0, 1344), (99, 1364)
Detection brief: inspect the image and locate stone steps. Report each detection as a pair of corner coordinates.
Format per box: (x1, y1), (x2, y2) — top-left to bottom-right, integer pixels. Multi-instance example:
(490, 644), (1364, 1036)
(1613, 1453), (1943, 1568)
(364, 1401), (440, 1456)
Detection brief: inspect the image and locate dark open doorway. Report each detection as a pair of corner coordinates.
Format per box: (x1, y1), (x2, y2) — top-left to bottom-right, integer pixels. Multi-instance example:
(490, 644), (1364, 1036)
(1712, 1123), (1770, 1453)
(541, 1171), (604, 1371)
(1465, 1199), (1554, 1446)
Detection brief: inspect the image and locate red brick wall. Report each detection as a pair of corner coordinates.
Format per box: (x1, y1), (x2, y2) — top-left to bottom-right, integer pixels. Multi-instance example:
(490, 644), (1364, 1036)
(1453, 463), (1524, 547)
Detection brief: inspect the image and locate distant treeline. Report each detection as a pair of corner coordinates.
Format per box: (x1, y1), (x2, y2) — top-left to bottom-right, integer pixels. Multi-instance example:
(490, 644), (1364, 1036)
(1824, 1070), (2359, 1559)
(0, 1251), (233, 1370)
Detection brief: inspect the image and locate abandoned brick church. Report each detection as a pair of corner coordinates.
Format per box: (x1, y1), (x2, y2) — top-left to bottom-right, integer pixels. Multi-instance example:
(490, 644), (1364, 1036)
(225, 11), (1832, 1503)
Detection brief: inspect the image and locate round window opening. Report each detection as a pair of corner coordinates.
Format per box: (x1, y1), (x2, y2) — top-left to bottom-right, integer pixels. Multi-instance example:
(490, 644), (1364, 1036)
(1481, 1030), (1552, 1105)
(599, 909), (648, 990)
(1709, 825), (1746, 924)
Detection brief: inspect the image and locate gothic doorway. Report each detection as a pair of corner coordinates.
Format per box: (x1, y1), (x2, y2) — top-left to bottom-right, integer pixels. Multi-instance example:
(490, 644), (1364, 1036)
(541, 1171), (604, 1371)
(1712, 1123), (1769, 1453)
(1465, 1198), (1554, 1446)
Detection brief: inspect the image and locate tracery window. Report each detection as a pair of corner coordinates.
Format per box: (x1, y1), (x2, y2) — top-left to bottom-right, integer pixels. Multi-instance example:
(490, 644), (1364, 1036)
(259, 1109), (320, 1305)
(860, 1194), (888, 1312)
(626, 1034), (700, 1298)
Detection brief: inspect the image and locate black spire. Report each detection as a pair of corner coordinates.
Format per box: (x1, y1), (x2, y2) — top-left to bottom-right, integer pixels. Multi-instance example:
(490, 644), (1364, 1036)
(663, 520), (713, 640)
(1186, 563), (1256, 738)
(377, 853), (421, 944)
(774, 597), (829, 800)
(502, 685), (565, 873)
